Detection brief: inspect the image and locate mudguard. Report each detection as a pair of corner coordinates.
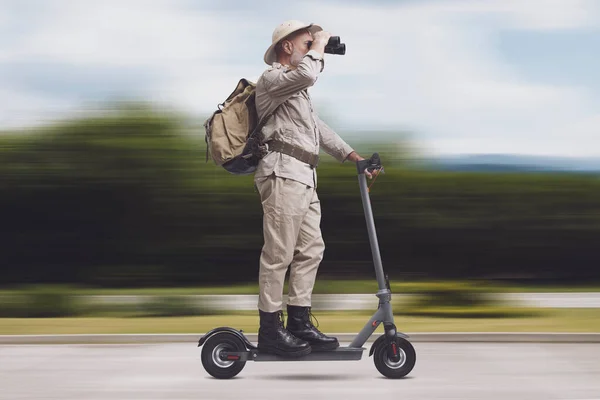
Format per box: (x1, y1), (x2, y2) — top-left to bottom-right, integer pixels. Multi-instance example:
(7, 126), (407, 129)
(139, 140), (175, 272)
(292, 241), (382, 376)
(369, 331), (410, 357)
(197, 327), (257, 350)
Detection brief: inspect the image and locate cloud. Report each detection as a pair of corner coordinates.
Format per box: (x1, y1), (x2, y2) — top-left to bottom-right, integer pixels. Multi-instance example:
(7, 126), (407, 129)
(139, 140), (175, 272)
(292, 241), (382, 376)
(0, 0), (237, 127)
(293, 0), (600, 156)
(0, 87), (75, 129)
(1, 0), (600, 157)
(4, 0), (224, 65)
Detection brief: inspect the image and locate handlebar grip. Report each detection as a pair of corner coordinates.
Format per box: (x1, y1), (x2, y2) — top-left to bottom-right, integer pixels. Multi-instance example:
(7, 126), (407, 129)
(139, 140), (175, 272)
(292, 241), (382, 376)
(357, 153), (382, 174)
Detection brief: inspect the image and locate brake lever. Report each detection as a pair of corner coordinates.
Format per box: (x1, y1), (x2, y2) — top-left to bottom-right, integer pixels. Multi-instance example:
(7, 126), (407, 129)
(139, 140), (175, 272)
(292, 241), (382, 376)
(367, 166), (384, 174)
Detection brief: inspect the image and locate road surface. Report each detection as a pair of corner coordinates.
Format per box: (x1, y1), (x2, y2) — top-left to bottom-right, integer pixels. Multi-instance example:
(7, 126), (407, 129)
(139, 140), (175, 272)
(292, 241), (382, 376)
(2, 342), (599, 400)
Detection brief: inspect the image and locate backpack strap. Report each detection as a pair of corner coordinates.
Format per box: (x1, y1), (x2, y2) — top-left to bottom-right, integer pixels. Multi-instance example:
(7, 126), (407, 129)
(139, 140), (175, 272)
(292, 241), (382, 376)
(249, 106), (276, 140)
(203, 114), (215, 163)
(243, 104), (279, 159)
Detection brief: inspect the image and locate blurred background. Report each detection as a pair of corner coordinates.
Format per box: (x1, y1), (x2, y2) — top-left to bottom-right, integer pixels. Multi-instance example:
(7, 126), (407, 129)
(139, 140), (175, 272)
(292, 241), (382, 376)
(1, 0), (600, 329)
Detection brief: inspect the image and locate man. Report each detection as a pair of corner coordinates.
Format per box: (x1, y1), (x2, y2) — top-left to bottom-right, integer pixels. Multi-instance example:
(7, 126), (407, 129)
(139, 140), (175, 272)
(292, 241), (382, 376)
(254, 20), (377, 357)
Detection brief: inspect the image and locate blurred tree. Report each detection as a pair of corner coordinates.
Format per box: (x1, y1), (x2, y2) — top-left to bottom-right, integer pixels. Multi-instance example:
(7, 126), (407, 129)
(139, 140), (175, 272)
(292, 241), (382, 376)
(2, 103), (600, 287)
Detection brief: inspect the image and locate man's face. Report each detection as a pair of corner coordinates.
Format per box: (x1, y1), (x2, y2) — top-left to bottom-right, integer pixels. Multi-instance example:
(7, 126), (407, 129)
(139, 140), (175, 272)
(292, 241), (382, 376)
(291, 31), (313, 55)
(286, 30), (313, 67)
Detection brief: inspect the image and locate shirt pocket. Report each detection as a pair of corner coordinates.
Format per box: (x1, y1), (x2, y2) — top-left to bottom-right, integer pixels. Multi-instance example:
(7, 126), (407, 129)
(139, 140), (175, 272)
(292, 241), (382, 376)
(285, 94), (306, 121)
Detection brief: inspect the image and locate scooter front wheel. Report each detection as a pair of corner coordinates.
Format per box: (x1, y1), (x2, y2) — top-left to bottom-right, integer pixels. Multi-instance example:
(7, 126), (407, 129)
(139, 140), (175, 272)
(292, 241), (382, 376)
(200, 332), (247, 379)
(373, 336), (416, 379)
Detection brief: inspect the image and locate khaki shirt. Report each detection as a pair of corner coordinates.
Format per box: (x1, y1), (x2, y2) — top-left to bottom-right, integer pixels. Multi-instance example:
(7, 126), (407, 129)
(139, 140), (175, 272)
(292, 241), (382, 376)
(254, 49), (354, 188)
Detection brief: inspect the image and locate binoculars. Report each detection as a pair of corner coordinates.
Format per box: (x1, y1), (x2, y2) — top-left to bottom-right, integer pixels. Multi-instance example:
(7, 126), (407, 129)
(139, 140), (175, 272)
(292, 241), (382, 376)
(308, 36), (346, 55)
(325, 36), (346, 55)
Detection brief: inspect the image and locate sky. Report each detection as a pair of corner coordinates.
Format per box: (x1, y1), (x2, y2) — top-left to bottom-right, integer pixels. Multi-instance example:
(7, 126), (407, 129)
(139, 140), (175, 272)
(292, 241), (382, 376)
(1, 0), (599, 157)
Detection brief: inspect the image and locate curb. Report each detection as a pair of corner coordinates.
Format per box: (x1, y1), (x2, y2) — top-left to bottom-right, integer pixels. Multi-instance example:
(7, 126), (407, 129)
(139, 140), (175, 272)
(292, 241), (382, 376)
(1, 333), (599, 345)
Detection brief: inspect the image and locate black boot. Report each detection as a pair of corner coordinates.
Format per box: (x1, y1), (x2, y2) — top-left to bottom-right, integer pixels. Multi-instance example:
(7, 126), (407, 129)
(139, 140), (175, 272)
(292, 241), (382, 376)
(258, 310), (312, 357)
(286, 305), (339, 351)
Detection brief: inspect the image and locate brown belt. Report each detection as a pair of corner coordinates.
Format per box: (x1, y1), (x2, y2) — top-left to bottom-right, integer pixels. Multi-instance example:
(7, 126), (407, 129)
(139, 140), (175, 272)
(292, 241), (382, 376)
(267, 140), (319, 168)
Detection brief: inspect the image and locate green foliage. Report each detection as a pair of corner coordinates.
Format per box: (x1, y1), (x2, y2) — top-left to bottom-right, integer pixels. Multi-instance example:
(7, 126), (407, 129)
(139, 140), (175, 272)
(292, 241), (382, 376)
(0, 286), (81, 318)
(398, 306), (543, 318)
(2, 103), (600, 287)
(136, 296), (217, 317)
(411, 282), (491, 307)
(395, 282), (544, 318)
(0, 286), (219, 318)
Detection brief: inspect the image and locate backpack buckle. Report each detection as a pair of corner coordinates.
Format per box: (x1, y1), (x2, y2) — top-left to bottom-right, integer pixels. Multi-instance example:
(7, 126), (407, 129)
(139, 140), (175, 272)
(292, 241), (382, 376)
(258, 144), (269, 158)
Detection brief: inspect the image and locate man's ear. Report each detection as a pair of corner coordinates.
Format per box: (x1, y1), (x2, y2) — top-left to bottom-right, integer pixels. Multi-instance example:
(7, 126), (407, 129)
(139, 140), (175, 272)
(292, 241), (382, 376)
(282, 40), (293, 55)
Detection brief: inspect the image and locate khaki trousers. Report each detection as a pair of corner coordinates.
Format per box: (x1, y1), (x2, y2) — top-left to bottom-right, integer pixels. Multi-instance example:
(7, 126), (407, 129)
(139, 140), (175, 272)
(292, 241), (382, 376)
(255, 174), (325, 312)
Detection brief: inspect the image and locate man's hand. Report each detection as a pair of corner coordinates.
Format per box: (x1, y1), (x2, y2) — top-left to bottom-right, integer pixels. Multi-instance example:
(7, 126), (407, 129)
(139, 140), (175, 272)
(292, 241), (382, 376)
(310, 31), (332, 56)
(346, 151), (382, 179)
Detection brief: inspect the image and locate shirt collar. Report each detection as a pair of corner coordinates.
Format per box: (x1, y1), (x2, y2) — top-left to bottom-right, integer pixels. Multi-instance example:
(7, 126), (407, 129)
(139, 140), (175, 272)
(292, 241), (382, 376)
(272, 62), (292, 72)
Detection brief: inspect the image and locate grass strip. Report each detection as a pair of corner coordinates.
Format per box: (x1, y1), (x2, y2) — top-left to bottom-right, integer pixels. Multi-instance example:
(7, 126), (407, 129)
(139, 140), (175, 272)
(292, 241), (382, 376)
(1, 309), (599, 335)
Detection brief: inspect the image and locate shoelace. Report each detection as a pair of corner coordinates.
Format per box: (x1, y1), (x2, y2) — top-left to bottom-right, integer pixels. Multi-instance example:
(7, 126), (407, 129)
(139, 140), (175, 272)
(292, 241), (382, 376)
(277, 311), (285, 328)
(306, 309), (320, 330)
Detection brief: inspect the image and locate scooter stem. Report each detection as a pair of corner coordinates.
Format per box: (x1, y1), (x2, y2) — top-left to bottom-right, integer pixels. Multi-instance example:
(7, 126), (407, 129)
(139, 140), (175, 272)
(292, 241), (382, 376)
(357, 172), (387, 292)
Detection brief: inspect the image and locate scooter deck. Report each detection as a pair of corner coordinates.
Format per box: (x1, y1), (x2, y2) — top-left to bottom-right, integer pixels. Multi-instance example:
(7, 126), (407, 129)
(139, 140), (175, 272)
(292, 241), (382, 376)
(253, 346), (365, 362)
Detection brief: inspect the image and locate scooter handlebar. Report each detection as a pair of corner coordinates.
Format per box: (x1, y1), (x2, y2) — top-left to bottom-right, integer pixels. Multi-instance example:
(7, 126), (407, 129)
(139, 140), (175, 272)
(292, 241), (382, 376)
(356, 153), (383, 175)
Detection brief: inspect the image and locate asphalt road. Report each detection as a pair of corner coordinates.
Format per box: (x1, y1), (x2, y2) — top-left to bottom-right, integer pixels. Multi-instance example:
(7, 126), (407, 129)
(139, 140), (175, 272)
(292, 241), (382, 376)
(2, 342), (599, 400)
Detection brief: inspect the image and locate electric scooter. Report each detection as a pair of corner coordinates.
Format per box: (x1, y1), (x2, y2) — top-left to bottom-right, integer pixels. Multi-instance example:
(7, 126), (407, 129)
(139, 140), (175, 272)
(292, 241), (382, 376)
(198, 153), (416, 379)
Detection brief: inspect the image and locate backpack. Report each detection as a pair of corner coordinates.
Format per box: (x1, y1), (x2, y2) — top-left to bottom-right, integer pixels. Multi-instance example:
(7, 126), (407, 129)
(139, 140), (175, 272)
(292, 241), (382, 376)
(204, 78), (271, 175)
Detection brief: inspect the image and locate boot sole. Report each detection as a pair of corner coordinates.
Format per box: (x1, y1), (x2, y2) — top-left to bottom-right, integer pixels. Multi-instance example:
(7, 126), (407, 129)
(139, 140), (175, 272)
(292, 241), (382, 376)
(257, 344), (312, 358)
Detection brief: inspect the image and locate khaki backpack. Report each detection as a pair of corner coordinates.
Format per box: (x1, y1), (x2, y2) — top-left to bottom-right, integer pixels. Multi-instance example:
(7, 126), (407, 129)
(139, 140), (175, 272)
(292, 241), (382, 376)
(204, 78), (271, 175)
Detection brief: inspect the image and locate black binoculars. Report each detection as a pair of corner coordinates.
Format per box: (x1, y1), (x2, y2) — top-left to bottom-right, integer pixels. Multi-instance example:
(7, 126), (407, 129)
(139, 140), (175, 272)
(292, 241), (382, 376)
(308, 36), (346, 55)
(325, 36), (346, 55)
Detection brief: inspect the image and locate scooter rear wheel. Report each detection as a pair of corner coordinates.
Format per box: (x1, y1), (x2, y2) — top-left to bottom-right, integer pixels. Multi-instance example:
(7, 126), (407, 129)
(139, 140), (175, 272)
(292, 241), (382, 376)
(373, 336), (416, 379)
(200, 332), (247, 379)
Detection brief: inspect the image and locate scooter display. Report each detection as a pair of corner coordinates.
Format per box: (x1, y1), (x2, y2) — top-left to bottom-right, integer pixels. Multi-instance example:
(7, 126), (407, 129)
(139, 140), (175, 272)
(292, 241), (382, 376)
(198, 153), (416, 379)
